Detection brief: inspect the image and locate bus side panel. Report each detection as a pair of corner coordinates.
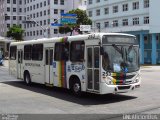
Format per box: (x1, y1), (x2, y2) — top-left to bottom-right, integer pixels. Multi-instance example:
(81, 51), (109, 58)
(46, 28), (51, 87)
(23, 61), (45, 84)
(52, 61), (67, 88)
(66, 61), (87, 92)
(9, 60), (17, 77)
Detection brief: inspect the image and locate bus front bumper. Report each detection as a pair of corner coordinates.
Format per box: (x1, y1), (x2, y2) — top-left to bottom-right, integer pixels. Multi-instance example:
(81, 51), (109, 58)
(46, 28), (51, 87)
(100, 82), (141, 94)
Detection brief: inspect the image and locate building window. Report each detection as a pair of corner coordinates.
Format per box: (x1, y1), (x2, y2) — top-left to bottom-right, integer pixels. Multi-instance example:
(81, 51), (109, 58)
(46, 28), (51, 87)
(48, 19), (50, 24)
(19, 0), (22, 4)
(60, 10), (64, 14)
(7, 0), (10, 3)
(88, 11), (92, 17)
(44, 10), (46, 16)
(48, 9), (50, 15)
(37, 12), (39, 17)
(13, 16), (16, 20)
(60, 0), (64, 5)
(19, 16), (22, 20)
(19, 8), (22, 12)
(123, 4), (128, 11)
(13, 0), (16, 4)
(133, 2), (139, 10)
(96, 23), (101, 29)
(7, 24), (10, 28)
(144, 16), (149, 24)
(7, 7), (10, 12)
(104, 8), (109, 14)
(54, 0), (58, 4)
(44, 20), (46, 25)
(133, 17), (139, 25)
(13, 8), (16, 12)
(112, 20), (118, 27)
(104, 21), (109, 28)
(33, 5), (35, 9)
(144, 0), (149, 8)
(44, 1), (46, 6)
(122, 19), (128, 26)
(40, 11), (42, 16)
(54, 9), (58, 14)
(54, 29), (58, 34)
(40, 21), (42, 26)
(30, 6), (32, 11)
(37, 3), (39, 8)
(40, 30), (42, 35)
(88, 0), (92, 4)
(96, 0), (100, 3)
(40, 2), (42, 7)
(96, 9), (100, 16)
(113, 6), (118, 13)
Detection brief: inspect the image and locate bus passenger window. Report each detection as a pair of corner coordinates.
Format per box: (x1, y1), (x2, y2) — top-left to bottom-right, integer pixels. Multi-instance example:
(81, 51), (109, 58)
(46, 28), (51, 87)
(32, 44), (43, 61)
(70, 41), (85, 62)
(10, 46), (17, 60)
(24, 45), (32, 60)
(54, 42), (69, 61)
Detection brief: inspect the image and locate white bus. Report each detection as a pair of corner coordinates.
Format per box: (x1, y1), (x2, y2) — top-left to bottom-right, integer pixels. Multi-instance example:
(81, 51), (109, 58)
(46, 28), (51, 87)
(9, 33), (141, 96)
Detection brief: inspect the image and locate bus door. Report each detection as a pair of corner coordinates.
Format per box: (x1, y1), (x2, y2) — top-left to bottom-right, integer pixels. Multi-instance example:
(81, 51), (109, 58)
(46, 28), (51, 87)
(87, 46), (100, 92)
(17, 49), (23, 79)
(45, 48), (53, 84)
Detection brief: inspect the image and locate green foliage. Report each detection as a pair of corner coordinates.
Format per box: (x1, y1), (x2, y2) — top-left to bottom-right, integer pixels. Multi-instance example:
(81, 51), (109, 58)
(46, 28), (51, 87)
(6, 25), (24, 41)
(59, 9), (92, 35)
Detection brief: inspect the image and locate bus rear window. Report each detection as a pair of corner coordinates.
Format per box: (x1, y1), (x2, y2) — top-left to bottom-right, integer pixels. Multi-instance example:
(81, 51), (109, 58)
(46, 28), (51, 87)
(10, 46), (17, 60)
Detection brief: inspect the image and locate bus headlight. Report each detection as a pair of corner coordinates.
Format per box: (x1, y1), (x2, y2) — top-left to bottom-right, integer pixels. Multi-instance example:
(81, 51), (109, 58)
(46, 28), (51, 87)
(133, 74), (140, 83)
(105, 76), (114, 85)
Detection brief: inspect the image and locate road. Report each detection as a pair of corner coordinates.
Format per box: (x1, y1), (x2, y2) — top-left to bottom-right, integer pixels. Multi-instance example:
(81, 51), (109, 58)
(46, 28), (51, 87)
(0, 61), (160, 120)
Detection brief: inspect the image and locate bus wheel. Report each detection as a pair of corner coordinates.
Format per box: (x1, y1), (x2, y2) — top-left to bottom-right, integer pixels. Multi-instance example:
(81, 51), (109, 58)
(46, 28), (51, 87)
(24, 72), (31, 85)
(71, 80), (82, 97)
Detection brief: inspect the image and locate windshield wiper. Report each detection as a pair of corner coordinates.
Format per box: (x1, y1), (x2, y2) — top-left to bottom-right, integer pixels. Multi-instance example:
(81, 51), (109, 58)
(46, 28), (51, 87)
(112, 44), (123, 58)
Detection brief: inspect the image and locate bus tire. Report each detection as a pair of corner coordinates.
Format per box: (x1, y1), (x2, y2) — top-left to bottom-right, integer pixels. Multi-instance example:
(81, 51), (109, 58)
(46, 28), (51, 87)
(24, 72), (31, 85)
(71, 79), (82, 97)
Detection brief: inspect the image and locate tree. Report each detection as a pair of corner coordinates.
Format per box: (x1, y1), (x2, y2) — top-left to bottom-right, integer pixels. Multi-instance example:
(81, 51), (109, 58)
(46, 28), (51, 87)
(6, 25), (24, 41)
(59, 9), (92, 36)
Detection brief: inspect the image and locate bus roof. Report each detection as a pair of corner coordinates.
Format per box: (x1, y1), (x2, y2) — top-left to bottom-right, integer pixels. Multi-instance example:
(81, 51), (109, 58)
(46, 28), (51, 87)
(10, 33), (135, 46)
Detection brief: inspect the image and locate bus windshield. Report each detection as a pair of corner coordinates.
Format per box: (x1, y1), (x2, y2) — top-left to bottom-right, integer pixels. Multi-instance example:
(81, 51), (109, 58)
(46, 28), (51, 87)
(102, 37), (139, 73)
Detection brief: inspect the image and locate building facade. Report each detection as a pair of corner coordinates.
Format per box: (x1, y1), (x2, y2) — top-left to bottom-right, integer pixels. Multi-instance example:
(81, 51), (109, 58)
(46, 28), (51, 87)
(0, 0), (87, 40)
(87, 0), (160, 64)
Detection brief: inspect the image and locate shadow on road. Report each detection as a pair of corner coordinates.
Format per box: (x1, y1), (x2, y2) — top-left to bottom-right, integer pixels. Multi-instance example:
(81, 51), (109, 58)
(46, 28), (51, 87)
(2, 81), (137, 105)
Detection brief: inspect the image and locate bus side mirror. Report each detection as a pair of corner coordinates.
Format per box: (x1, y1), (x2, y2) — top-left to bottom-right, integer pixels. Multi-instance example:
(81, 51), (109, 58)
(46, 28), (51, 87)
(100, 47), (104, 55)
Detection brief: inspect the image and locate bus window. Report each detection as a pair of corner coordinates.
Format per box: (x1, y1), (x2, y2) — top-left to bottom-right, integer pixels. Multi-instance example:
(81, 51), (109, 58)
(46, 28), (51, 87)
(24, 45), (32, 60)
(70, 41), (85, 62)
(32, 44), (43, 61)
(54, 42), (69, 61)
(10, 46), (17, 60)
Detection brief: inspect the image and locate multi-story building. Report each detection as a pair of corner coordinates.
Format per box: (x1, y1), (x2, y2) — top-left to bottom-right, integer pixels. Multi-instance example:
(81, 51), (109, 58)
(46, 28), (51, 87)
(0, 0), (87, 40)
(87, 0), (160, 64)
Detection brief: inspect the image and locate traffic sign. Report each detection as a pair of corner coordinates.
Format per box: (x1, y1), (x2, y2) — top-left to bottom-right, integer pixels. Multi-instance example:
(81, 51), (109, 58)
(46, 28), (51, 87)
(51, 23), (63, 26)
(80, 25), (91, 31)
(61, 13), (77, 24)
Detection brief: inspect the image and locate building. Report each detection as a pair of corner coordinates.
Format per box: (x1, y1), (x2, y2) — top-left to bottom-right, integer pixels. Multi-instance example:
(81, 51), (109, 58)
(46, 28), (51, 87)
(0, 0), (87, 40)
(87, 0), (160, 64)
